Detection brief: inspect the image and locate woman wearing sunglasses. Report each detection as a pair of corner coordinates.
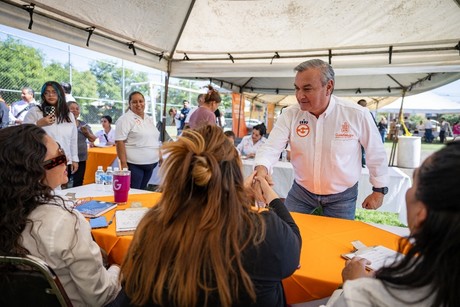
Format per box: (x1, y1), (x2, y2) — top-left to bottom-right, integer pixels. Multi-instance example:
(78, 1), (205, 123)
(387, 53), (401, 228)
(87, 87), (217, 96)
(0, 124), (121, 306)
(24, 81), (79, 179)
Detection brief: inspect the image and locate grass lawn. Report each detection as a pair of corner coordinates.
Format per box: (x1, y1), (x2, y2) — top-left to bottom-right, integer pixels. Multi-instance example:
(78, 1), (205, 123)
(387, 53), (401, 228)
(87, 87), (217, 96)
(355, 209), (407, 227)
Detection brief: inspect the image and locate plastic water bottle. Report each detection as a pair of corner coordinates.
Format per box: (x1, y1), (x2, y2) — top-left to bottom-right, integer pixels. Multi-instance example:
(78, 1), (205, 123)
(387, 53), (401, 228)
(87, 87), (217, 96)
(105, 166), (114, 191)
(95, 166), (105, 190)
(281, 149), (288, 162)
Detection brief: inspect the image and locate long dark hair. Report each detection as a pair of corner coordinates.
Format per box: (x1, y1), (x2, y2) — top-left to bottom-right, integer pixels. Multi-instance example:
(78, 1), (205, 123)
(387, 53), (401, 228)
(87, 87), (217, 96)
(40, 81), (71, 124)
(0, 125), (56, 256)
(376, 142), (460, 306)
(121, 125), (266, 307)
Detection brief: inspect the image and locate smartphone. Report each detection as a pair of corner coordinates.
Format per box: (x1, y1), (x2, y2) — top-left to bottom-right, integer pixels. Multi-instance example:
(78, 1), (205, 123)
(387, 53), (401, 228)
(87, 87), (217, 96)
(43, 106), (56, 117)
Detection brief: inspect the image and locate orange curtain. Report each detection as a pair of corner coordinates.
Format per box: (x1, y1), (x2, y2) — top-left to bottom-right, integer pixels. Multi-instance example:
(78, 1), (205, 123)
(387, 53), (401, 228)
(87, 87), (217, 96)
(266, 103), (275, 133)
(232, 93), (247, 137)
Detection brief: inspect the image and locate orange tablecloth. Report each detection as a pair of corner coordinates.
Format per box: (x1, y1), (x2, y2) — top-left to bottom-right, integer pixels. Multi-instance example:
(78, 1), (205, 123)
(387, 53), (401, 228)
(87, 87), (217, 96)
(83, 146), (117, 185)
(91, 194), (401, 304)
(91, 193), (161, 265)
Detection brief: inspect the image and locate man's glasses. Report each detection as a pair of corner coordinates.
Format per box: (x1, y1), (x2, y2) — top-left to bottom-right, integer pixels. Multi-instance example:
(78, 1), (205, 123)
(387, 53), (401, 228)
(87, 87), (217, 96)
(43, 143), (68, 170)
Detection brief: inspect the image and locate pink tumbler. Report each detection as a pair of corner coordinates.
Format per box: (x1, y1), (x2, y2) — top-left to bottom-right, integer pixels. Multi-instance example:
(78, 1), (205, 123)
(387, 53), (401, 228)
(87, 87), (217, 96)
(113, 168), (131, 204)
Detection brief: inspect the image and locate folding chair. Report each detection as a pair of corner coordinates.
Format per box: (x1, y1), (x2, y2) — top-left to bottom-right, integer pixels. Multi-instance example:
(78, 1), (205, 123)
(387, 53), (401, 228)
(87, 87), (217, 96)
(0, 255), (73, 307)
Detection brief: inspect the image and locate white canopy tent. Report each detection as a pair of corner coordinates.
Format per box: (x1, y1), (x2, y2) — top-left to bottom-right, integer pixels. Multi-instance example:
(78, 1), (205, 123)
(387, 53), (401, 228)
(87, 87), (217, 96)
(1, 0), (460, 105)
(379, 91), (460, 114)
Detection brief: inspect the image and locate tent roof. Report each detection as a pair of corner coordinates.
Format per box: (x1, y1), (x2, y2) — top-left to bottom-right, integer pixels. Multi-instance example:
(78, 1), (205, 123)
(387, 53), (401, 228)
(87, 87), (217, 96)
(1, 0), (460, 99)
(379, 91), (460, 114)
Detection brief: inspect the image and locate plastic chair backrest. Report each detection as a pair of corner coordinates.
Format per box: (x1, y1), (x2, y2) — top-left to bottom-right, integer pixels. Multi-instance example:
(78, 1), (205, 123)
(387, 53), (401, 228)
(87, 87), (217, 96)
(0, 255), (73, 307)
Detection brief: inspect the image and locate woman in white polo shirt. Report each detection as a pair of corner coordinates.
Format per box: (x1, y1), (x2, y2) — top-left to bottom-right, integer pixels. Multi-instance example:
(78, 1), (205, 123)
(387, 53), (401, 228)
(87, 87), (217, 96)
(115, 91), (160, 190)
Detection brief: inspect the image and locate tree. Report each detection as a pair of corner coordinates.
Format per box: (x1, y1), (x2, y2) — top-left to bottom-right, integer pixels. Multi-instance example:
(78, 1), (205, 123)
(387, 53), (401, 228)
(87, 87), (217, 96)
(0, 37), (45, 101)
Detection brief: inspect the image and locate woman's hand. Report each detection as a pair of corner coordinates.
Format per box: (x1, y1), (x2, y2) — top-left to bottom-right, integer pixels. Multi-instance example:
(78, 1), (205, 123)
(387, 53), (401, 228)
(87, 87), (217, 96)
(71, 162), (79, 174)
(244, 171), (257, 190)
(253, 174), (278, 205)
(37, 114), (55, 127)
(341, 257), (375, 282)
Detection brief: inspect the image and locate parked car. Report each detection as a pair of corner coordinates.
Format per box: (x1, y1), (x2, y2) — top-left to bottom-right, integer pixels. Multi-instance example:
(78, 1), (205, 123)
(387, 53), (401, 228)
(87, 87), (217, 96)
(245, 118), (262, 129)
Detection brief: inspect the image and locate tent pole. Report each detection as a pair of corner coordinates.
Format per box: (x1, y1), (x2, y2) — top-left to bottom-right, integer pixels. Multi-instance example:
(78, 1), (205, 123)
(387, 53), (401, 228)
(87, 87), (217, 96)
(237, 89), (244, 137)
(161, 60), (172, 142)
(389, 90), (406, 166)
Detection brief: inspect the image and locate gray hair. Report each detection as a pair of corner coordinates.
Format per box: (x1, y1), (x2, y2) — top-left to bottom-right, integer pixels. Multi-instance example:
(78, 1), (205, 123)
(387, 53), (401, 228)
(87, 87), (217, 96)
(294, 59), (335, 86)
(22, 86), (35, 96)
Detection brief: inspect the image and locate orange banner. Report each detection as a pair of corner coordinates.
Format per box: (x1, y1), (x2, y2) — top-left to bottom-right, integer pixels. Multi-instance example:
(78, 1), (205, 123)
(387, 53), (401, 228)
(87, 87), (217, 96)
(266, 103), (275, 133)
(232, 93), (247, 137)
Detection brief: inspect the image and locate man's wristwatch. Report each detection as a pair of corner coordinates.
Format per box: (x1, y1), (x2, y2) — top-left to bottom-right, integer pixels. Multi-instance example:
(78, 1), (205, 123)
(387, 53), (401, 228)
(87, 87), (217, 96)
(372, 186), (389, 195)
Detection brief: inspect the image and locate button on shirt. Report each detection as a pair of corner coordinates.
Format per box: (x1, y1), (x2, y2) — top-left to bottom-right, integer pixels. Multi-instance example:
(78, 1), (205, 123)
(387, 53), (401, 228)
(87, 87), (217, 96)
(255, 96), (388, 195)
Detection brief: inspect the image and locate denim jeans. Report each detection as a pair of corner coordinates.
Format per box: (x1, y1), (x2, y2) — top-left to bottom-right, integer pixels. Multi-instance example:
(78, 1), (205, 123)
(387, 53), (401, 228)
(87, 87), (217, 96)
(285, 181), (358, 220)
(127, 162), (158, 190)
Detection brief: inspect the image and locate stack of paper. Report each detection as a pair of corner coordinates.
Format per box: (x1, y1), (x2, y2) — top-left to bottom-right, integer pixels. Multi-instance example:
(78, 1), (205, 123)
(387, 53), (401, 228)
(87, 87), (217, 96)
(115, 208), (149, 236)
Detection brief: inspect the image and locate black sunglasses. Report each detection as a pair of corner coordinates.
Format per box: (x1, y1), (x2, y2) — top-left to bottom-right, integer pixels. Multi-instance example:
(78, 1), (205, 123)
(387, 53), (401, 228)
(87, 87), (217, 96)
(43, 143), (68, 170)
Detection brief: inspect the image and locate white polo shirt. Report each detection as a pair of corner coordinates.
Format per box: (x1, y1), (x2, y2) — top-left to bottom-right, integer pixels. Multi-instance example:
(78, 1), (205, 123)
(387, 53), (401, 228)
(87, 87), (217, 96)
(115, 109), (160, 164)
(255, 95), (388, 195)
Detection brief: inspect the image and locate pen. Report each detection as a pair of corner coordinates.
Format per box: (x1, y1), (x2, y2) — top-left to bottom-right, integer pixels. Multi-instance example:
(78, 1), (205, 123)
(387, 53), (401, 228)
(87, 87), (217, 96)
(108, 211), (117, 226)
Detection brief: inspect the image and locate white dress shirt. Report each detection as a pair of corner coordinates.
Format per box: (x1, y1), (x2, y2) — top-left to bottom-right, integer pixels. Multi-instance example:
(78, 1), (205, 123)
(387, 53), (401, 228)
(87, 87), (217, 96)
(255, 96), (388, 195)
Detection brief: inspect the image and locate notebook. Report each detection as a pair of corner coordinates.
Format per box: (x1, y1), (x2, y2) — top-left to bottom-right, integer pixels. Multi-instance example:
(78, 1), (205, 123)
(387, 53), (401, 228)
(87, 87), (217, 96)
(341, 243), (402, 271)
(115, 208), (149, 236)
(89, 216), (109, 229)
(75, 200), (117, 218)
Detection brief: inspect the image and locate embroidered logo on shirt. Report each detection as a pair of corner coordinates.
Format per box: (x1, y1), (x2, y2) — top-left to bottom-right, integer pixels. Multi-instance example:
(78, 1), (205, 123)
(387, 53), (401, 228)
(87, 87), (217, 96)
(335, 121), (354, 138)
(296, 119), (310, 137)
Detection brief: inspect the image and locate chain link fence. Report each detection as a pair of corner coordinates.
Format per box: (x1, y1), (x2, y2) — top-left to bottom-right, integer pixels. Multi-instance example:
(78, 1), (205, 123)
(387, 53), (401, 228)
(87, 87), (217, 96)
(0, 27), (217, 137)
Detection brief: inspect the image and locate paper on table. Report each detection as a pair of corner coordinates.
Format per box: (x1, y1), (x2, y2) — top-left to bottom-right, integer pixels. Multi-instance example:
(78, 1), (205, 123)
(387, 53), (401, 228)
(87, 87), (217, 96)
(342, 245), (402, 271)
(115, 208), (149, 236)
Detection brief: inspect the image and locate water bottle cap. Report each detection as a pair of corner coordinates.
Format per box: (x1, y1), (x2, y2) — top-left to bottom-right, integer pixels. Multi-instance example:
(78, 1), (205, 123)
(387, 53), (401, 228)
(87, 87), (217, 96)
(107, 166), (113, 171)
(114, 167), (120, 171)
(97, 166), (103, 170)
(122, 167), (128, 171)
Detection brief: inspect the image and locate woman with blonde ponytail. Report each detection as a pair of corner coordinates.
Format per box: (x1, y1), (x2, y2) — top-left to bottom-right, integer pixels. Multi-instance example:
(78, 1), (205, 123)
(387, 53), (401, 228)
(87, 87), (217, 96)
(119, 125), (301, 307)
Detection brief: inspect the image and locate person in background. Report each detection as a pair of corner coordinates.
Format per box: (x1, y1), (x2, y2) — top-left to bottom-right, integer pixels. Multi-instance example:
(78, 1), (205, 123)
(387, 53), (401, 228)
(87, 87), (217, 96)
(439, 117), (452, 144)
(215, 108), (226, 128)
(68, 101), (97, 187)
(237, 123), (267, 158)
(377, 116), (388, 143)
(24, 81), (79, 178)
(119, 125), (301, 307)
(224, 130), (236, 145)
(115, 91), (160, 190)
(327, 142), (460, 307)
(415, 120), (425, 136)
(0, 124), (121, 306)
(60, 82), (76, 103)
(168, 107), (182, 136)
(178, 100), (190, 135)
(184, 93), (205, 128)
(255, 59), (388, 220)
(424, 117), (434, 143)
(10, 86), (38, 124)
(0, 92), (9, 128)
(452, 121), (460, 140)
(188, 85), (222, 129)
(94, 115), (116, 146)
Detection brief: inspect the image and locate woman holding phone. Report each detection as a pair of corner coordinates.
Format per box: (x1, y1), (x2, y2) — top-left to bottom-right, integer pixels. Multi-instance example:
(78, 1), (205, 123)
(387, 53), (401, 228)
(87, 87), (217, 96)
(24, 81), (79, 179)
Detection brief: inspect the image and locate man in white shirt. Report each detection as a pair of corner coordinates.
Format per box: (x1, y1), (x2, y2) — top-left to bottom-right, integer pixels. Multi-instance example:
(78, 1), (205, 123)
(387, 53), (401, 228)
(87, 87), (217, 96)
(254, 59), (388, 220)
(10, 86), (38, 124)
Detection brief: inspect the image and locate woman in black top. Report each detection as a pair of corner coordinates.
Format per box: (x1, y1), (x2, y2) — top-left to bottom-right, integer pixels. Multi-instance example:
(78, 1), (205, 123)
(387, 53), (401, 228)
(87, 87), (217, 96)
(119, 125), (301, 307)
